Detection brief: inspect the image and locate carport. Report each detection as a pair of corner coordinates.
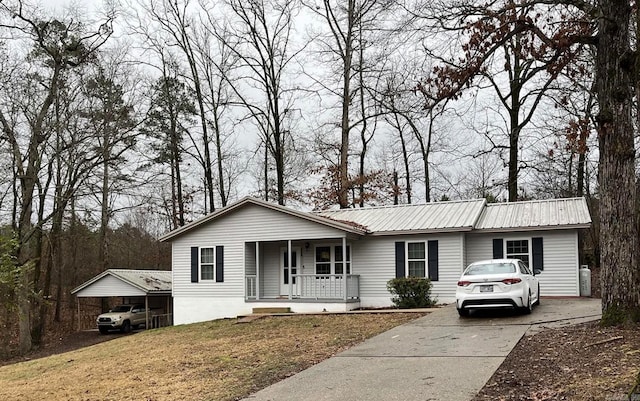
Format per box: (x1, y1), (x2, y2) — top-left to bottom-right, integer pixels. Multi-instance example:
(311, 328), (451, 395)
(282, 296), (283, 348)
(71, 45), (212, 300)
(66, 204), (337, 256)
(71, 269), (172, 331)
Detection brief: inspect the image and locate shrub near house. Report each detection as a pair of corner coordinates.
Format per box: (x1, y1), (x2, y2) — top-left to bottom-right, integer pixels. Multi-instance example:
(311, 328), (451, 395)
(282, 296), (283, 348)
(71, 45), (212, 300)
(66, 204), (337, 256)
(387, 277), (437, 308)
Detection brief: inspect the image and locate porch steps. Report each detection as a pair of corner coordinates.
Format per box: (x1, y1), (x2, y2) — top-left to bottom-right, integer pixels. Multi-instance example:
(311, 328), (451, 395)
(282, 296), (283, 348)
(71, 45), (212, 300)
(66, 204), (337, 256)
(252, 307), (292, 314)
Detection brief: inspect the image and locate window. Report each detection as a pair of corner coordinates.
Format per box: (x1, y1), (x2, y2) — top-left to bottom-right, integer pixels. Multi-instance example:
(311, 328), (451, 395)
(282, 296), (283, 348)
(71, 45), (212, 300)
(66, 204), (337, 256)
(506, 240), (529, 266)
(314, 244), (351, 276)
(315, 246), (331, 275)
(200, 247), (215, 280)
(335, 245), (351, 275)
(407, 242), (426, 277)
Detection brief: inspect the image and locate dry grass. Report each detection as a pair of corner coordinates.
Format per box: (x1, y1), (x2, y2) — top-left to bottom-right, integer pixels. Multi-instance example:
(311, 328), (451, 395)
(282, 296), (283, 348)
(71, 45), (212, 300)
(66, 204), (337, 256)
(0, 313), (424, 401)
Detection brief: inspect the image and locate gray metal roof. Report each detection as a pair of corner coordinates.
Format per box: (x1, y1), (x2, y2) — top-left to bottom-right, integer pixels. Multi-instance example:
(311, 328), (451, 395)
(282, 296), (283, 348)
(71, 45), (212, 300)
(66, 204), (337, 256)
(474, 197), (591, 231)
(71, 269), (172, 295)
(316, 199), (487, 235)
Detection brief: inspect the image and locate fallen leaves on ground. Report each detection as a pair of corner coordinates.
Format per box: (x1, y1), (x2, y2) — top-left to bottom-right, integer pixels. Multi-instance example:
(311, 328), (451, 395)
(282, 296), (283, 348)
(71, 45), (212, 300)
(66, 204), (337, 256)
(473, 321), (640, 401)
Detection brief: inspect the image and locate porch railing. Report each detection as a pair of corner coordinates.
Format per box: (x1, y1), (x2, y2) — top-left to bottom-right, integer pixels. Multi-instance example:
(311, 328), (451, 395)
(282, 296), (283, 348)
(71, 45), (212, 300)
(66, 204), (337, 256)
(246, 275), (257, 299)
(292, 274), (360, 300)
(244, 274), (360, 300)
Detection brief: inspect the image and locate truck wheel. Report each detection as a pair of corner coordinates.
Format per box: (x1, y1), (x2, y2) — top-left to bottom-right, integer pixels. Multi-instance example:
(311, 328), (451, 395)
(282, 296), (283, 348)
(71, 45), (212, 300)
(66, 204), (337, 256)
(99, 327), (109, 335)
(121, 321), (131, 333)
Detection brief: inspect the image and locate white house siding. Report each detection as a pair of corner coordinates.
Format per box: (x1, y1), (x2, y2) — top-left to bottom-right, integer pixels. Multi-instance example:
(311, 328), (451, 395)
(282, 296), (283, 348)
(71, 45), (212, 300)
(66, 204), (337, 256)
(171, 204), (349, 324)
(75, 275), (146, 297)
(354, 233), (465, 307)
(465, 230), (580, 296)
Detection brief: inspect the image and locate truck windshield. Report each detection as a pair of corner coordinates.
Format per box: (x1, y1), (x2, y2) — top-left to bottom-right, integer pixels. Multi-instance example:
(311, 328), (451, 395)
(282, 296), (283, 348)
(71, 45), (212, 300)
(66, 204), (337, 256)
(111, 305), (131, 312)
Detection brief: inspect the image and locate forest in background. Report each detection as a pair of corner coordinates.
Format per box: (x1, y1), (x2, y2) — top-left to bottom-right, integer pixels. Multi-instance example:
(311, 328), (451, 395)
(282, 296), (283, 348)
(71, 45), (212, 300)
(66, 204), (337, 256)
(0, 0), (637, 356)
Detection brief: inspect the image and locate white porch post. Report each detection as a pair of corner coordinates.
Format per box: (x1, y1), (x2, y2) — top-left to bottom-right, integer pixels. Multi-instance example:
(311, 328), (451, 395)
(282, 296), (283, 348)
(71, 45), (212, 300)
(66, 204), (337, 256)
(255, 242), (260, 300)
(145, 295), (149, 329)
(76, 297), (81, 331)
(342, 237), (347, 301)
(288, 240), (293, 300)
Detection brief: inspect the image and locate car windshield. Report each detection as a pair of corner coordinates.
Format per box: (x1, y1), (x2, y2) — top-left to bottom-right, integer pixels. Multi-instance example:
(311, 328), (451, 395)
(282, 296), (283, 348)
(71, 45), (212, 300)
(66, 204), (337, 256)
(464, 263), (516, 275)
(111, 305), (131, 312)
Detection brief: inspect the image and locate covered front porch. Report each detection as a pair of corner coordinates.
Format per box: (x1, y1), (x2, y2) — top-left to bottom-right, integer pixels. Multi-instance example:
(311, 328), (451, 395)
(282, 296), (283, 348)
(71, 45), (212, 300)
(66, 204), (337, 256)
(243, 237), (360, 306)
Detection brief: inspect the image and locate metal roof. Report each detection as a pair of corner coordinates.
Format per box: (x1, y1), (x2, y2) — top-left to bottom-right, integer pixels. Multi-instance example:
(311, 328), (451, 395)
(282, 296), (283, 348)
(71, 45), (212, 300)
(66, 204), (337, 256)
(316, 199), (487, 235)
(159, 197), (368, 242)
(71, 269), (172, 295)
(474, 197), (591, 232)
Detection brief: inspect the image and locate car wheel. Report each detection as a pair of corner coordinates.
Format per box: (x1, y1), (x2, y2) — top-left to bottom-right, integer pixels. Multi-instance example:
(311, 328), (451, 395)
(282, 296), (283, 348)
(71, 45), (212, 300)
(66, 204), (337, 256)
(522, 292), (533, 315)
(533, 284), (540, 306)
(121, 320), (132, 333)
(457, 308), (470, 317)
(98, 327), (109, 335)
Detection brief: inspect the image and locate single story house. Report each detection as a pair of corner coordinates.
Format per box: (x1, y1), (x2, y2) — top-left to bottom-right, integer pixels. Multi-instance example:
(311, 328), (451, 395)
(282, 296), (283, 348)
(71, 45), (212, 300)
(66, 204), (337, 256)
(159, 197), (591, 325)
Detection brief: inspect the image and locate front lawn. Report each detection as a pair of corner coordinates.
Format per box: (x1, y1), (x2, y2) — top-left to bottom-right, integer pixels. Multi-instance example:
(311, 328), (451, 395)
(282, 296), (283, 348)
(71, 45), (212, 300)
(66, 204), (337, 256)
(0, 313), (424, 401)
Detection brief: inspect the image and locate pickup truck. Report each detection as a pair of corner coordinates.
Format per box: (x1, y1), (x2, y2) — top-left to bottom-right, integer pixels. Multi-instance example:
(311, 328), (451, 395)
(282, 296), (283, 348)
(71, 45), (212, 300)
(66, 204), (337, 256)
(96, 304), (151, 334)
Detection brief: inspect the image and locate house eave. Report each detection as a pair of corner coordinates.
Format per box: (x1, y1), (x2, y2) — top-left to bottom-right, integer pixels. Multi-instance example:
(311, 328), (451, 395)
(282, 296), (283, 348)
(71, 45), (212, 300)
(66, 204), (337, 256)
(368, 226), (475, 236)
(471, 223), (591, 234)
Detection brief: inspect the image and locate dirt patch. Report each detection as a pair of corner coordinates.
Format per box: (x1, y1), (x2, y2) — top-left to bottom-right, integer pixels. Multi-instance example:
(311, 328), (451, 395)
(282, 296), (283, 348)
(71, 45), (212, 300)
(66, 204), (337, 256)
(0, 330), (126, 367)
(473, 321), (640, 401)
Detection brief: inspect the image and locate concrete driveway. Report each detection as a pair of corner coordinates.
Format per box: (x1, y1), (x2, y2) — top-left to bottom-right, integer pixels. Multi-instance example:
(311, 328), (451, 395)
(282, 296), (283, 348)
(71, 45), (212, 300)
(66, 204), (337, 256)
(244, 298), (601, 401)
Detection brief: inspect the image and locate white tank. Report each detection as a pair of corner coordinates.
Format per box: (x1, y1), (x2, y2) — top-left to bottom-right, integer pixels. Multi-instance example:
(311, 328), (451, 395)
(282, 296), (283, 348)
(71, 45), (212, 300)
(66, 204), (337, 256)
(579, 265), (591, 297)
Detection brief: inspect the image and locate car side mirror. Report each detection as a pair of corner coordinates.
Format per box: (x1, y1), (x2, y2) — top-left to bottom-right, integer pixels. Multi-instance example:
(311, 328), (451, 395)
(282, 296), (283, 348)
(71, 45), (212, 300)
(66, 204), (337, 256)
(533, 269), (542, 276)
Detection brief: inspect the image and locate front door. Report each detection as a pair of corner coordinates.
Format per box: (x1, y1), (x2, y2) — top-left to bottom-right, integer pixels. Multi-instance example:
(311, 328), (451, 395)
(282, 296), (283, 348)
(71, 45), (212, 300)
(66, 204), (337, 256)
(280, 247), (301, 296)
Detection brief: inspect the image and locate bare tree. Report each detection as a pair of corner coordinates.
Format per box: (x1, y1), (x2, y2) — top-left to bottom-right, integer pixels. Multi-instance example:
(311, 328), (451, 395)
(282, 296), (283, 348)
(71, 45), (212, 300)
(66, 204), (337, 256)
(302, 0), (395, 208)
(414, 0), (639, 324)
(0, 1), (113, 351)
(201, 0), (303, 206)
(143, 62), (197, 229)
(142, 0), (218, 212)
(81, 62), (138, 273)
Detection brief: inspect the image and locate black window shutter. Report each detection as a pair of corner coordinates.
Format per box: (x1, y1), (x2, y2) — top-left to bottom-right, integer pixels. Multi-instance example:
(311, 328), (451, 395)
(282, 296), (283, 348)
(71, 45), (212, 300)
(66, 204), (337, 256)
(216, 246), (224, 282)
(427, 240), (439, 281)
(395, 242), (405, 278)
(191, 247), (199, 283)
(492, 239), (503, 259)
(532, 237), (544, 271)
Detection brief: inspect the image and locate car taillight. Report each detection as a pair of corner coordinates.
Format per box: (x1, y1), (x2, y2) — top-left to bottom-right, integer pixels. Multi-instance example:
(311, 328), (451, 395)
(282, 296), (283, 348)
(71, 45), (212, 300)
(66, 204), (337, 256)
(457, 280), (471, 287)
(501, 278), (522, 285)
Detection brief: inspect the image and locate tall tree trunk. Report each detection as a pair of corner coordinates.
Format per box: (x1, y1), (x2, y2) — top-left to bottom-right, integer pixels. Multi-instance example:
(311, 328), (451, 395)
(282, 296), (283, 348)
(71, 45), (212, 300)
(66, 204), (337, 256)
(264, 142), (269, 202)
(393, 171), (399, 205)
(99, 137), (110, 273)
(338, 0), (355, 209)
(212, 113), (227, 207)
(393, 113), (411, 204)
(576, 152), (585, 197)
(508, 53), (521, 202)
(596, 0), (639, 325)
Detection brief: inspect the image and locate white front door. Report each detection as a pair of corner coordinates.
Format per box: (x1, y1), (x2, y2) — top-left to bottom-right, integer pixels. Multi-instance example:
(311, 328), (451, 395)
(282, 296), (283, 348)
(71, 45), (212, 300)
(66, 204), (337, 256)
(280, 247), (301, 295)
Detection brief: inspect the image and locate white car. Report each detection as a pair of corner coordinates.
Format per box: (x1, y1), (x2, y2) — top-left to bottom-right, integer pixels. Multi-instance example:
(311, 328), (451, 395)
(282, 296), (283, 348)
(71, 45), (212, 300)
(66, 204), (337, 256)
(456, 259), (540, 317)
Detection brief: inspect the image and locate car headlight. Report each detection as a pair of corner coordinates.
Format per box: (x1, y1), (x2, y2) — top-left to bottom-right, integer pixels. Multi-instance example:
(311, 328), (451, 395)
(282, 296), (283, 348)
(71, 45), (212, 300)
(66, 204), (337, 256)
(112, 316), (122, 321)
